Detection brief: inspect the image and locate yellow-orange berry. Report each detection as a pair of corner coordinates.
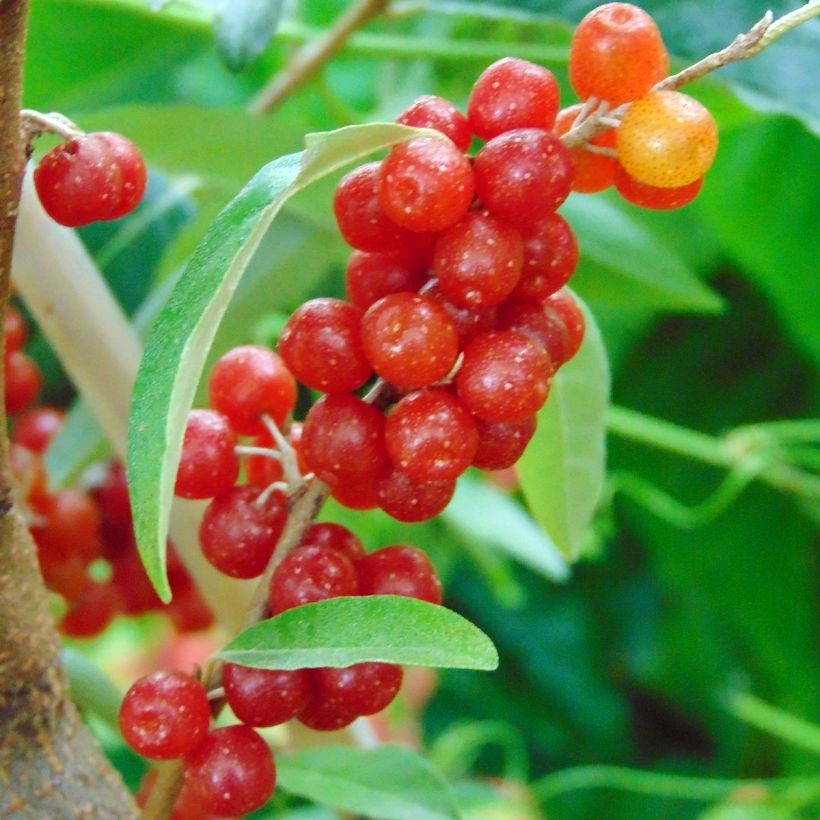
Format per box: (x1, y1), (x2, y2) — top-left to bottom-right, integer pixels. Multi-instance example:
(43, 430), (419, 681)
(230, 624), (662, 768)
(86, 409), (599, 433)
(616, 91), (718, 188)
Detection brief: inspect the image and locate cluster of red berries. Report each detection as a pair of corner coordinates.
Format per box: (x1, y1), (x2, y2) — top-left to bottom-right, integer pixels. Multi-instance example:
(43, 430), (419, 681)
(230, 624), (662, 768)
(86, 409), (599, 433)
(123, 527), (442, 817)
(6, 301), (212, 636)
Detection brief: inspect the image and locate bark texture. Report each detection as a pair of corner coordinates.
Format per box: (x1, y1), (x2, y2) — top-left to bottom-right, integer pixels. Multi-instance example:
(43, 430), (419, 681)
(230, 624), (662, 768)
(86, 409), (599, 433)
(0, 1), (137, 815)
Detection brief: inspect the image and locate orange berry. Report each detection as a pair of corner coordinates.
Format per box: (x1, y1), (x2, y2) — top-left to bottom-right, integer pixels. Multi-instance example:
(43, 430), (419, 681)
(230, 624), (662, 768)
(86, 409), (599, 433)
(569, 3), (668, 105)
(554, 104), (617, 193)
(616, 91), (718, 188)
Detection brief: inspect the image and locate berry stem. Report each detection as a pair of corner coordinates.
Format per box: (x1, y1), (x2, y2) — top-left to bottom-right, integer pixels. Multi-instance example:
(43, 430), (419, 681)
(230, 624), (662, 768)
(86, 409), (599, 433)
(20, 109), (83, 144)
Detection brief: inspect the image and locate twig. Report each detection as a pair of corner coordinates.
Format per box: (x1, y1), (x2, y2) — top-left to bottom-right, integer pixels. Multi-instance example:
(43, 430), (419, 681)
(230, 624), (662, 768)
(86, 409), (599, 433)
(249, 0), (389, 114)
(20, 109), (83, 143)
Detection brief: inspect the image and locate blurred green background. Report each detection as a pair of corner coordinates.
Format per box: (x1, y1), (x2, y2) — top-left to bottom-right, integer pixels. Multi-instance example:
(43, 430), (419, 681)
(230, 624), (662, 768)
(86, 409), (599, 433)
(22, 0), (819, 817)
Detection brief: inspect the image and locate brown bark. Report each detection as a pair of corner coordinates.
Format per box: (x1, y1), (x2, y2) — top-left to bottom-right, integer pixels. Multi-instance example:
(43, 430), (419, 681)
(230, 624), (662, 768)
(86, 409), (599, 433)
(0, 1), (136, 815)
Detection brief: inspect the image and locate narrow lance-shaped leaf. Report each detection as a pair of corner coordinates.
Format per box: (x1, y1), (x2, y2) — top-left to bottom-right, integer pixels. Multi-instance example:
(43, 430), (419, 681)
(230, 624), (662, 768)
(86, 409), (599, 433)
(127, 123), (439, 601)
(217, 596), (499, 671)
(517, 296), (610, 561)
(277, 745), (460, 820)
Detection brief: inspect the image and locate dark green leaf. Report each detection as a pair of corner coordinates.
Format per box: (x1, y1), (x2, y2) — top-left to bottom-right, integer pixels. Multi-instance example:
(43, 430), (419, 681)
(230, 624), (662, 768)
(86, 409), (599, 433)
(277, 745), (459, 820)
(213, 0), (286, 71)
(217, 596), (498, 670)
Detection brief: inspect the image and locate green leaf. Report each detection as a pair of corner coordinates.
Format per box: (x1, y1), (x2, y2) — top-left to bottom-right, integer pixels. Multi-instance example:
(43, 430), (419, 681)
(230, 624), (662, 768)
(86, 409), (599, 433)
(217, 596), (498, 670)
(517, 298), (610, 561)
(127, 122), (438, 600)
(563, 195), (724, 314)
(213, 0), (285, 71)
(441, 473), (570, 582)
(45, 401), (112, 490)
(277, 745), (459, 820)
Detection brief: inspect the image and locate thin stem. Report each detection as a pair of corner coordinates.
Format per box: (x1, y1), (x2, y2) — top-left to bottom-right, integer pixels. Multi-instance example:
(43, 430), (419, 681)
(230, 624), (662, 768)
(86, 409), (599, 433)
(20, 109), (83, 142)
(249, 0), (390, 114)
(727, 691), (820, 757)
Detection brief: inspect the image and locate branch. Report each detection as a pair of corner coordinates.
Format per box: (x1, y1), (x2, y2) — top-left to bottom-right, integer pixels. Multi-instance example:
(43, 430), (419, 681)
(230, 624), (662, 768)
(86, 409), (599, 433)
(249, 0), (389, 114)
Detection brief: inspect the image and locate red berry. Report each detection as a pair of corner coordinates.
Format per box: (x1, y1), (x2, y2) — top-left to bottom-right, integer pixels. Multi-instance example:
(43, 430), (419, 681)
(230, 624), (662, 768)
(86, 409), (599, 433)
(426, 282), (498, 344)
(269, 545), (359, 614)
(333, 161), (418, 252)
(59, 582), (122, 638)
(111, 552), (163, 614)
(185, 725), (276, 816)
(345, 248), (429, 311)
(223, 663), (311, 727)
(119, 670), (211, 760)
(379, 137), (475, 233)
(455, 330), (552, 422)
(614, 163), (703, 209)
(433, 210), (523, 309)
(297, 697), (357, 731)
(357, 545), (442, 604)
(385, 389), (478, 482)
(541, 289), (586, 366)
(40, 553), (93, 602)
(376, 469), (455, 523)
(473, 129), (573, 226)
(244, 431), (287, 489)
(554, 104), (617, 194)
(360, 293), (459, 390)
(12, 406), (65, 453)
(468, 57), (560, 140)
(331, 475), (380, 511)
(396, 95), (471, 152)
(5, 350), (42, 415)
(512, 213), (579, 301)
(301, 394), (388, 486)
(199, 486), (287, 579)
(165, 585), (215, 634)
(30, 488), (102, 565)
(314, 662), (403, 716)
(4, 305), (27, 354)
(174, 410), (239, 500)
(472, 416), (537, 470)
(208, 345), (296, 436)
(92, 460), (133, 530)
(34, 132), (147, 227)
(278, 298), (371, 394)
(301, 522), (365, 563)
(495, 300), (559, 368)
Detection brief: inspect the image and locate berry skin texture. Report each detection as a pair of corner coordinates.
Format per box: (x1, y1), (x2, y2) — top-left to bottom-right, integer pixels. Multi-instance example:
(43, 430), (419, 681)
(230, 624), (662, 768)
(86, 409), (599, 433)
(379, 137), (475, 233)
(396, 95), (472, 152)
(472, 416), (538, 470)
(513, 213), (579, 301)
(269, 545), (359, 614)
(473, 129), (573, 227)
(278, 298), (371, 394)
(617, 91), (719, 188)
(174, 410), (239, 500)
(333, 162), (418, 252)
(208, 345), (296, 436)
(455, 330), (552, 422)
(297, 697), (357, 731)
(223, 663), (311, 727)
(357, 545), (443, 604)
(34, 132), (147, 227)
(569, 3), (669, 106)
(385, 389), (478, 482)
(314, 662), (403, 716)
(345, 248), (429, 311)
(301, 522), (366, 564)
(119, 670), (211, 760)
(467, 58), (560, 140)
(614, 163), (703, 209)
(199, 486), (288, 579)
(542, 288), (586, 367)
(361, 293), (459, 389)
(376, 469), (456, 523)
(185, 725), (276, 817)
(434, 210), (524, 309)
(554, 104), (617, 194)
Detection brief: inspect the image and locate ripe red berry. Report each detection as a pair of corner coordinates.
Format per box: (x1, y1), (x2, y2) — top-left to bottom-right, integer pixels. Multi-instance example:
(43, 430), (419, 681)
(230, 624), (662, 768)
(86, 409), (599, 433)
(512, 213), (579, 302)
(4, 305), (27, 354)
(433, 210), (523, 309)
(455, 330), (552, 422)
(385, 389), (478, 482)
(297, 697), (357, 731)
(301, 394), (388, 486)
(5, 350), (42, 415)
(396, 95), (471, 152)
(119, 670), (211, 760)
(185, 725), (276, 816)
(331, 475), (380, 511)
(472, 416), (537, 470)
(165, 585), (215, 634)
(199, 486), (288, 579)
(40, 554), (93, 602)
(59, 582), (122, 638)
(614, 162), (704, 209)
(541, 289), (586, 366)
(174, 410), (239, 500)
(426, 282), (498, 344)
(208, 345), (296, 435)
(376, 469), (456, 523)
(301, 522), (365, 564)
(468, 57), (560, 140)
(345, 248), (430, 311)
(569, 3), (669, 106)
(314, 662), (403, 716)
(473, 129), (573, 226)
(12, 406), (65, 453)
(30, 488), (102, 565)
(92, 460), (133, 530)
(269, 545), (359, 614)
(333, 161), (419, 252)
(357, 545), (442, 604)
(223, 663), (311, 727)
(360, 293), (459, 390)
(278, 298), (371, 394)
(34, 131), (147, 227)
(379, 137), (475, 233)
(554, 104), (617, 194)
